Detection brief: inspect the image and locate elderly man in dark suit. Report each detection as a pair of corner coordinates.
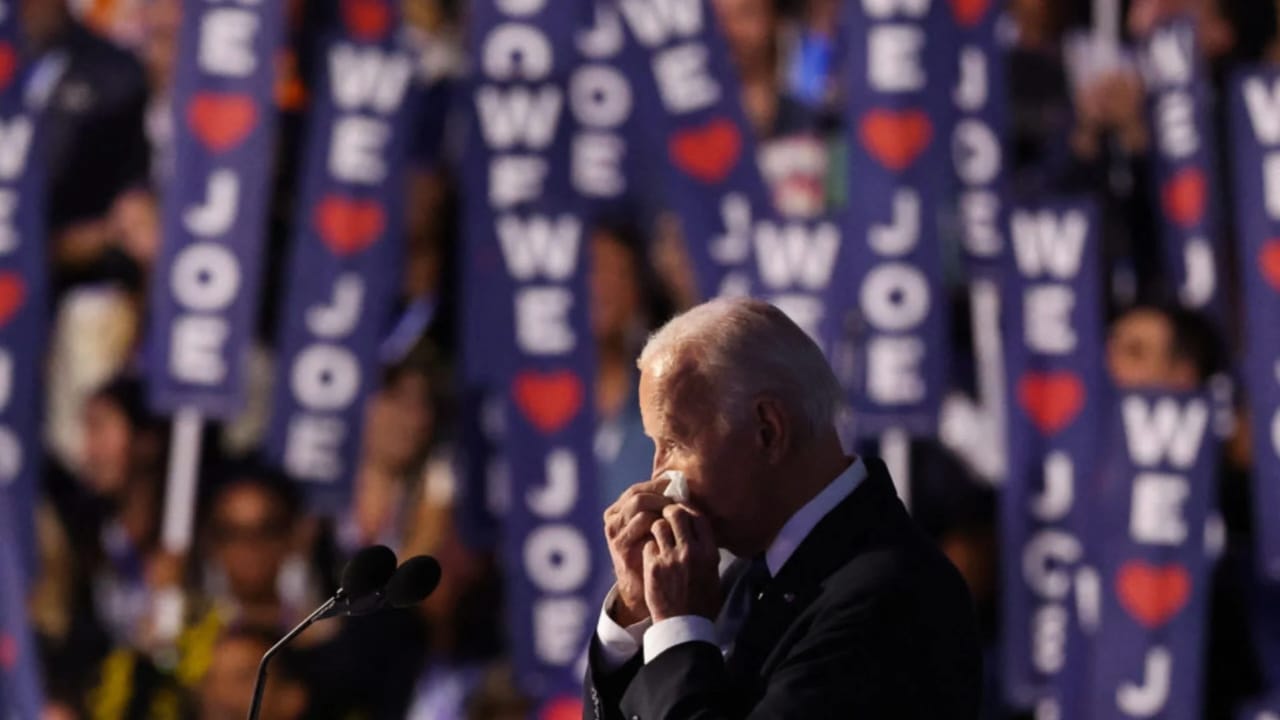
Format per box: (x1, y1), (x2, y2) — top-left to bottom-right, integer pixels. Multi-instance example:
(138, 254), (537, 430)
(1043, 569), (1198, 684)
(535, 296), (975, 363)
(585, 298), (982, 719)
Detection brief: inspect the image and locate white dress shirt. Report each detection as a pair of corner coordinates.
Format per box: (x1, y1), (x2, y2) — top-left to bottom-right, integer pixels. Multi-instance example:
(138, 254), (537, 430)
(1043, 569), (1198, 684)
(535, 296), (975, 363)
(595, 458), (867, 669)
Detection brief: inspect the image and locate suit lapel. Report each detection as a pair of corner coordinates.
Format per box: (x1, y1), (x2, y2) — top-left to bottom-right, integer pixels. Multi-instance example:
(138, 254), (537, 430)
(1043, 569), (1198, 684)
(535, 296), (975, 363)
(723, 460), (905, 683)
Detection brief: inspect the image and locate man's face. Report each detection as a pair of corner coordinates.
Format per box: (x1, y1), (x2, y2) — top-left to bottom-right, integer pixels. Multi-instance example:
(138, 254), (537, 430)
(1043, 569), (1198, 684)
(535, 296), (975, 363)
(639, 360), (764, 554)
(1106, 309), (1195, 389)
(211, 485), (290, 603)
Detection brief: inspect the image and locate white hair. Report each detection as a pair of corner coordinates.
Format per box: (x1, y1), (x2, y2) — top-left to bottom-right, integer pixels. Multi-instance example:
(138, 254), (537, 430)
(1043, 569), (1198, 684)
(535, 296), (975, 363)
(637, 298), (843, 438)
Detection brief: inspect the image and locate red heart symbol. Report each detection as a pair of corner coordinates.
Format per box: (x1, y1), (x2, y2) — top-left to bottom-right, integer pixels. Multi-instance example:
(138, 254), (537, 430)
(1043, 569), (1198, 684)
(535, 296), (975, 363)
(1259, 239), (1280, 292)
(513, 370), (583, 435)
(342, 0), (392, 41)
(859, 109), (933, 172)
(538, 696), (582, 720)
(0, 44), (18, 92)
(948, 0), (990, 27)
(314, 196), (386, 256)
(0, 634), (15, 671)
(0, 273), (26, 328)
(187, 93), (257, 153)
(1161, 167), (1205, 228)
(1116, 561), (1191, 629)
(668, 117), (742, 184)
(1017, 371), (1084, 435)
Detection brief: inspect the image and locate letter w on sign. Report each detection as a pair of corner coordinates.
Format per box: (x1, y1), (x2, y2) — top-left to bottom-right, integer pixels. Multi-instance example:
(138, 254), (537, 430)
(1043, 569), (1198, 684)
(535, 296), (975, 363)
(497, 214), (583, 281)
(1244, 76), (1280, 145)
(329, 45), (413, 112)
(476, 86), (564, 150)
(1121, 396), (1210, 470)
(618, 0), (703, 47)
(1010, 209), (1089, 279)
(753, 221), (841, 291)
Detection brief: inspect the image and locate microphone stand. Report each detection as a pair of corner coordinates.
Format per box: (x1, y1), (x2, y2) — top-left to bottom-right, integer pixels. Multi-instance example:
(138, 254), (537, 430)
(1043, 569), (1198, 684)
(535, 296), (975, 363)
(247, 595), (337, 720)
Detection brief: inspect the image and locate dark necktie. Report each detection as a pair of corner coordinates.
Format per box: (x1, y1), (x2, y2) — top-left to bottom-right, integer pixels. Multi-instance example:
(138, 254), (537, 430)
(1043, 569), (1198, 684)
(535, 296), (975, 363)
(716, 554), (771, 655)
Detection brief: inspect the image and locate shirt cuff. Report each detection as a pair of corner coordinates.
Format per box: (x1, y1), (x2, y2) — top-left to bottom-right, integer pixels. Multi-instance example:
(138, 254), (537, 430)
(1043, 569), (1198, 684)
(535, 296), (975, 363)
(643, 615), (717, 664)
(595, 587), (652, 672)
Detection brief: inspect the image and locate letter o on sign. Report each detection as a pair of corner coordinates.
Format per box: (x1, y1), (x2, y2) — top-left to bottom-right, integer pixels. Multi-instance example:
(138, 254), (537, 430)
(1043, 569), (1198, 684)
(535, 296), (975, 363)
(171, 242), (241, 311)
(524, 524), (591, 593)
(571, 65), (632, 128)
(859, 262), (931, 332)
(290, 344), (361, 411)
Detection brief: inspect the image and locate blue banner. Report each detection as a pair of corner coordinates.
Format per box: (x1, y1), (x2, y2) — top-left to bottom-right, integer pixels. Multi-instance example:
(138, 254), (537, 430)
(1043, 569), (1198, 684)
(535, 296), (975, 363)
(1228, 66), (1280, 580)
(998, 199), (1105, 708)
(1139, 16), (1226, 324)
(0, 502), (42, 718)
(462, 0), (602, 712)
(145, 0), (286, 417)
(266, 0), (415, 512)
(839, 0), (955, 438)
(950, 0), (1008, 279)
(0, 2), (44, 576)
(613, 0), (856, 368)
(610, 0), (774, 299)
(943, 0), (1010, 483)
(1086, 390), (1217, 720)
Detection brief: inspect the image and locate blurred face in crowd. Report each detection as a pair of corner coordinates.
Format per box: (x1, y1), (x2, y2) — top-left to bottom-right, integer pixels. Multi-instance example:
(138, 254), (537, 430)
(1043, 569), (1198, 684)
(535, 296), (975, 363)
(639, 355), (770, 555)
(1010, 0), (1064, 48)
(200, 635), (305, 720)
(1106, 309), (1197, 390)
(210, 483), (292, 603)
(143, 0), (182, 88)
(590, 229), (642, 345)
(20, 0), (69, 49)
(82, 396), (133, 496)
(713, 0), (777, 78)
(364, 369), (433, 472)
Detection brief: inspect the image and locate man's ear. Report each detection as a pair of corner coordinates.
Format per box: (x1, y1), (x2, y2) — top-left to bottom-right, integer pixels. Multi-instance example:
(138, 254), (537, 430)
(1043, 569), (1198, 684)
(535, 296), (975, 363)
(753, 396), (789, 463)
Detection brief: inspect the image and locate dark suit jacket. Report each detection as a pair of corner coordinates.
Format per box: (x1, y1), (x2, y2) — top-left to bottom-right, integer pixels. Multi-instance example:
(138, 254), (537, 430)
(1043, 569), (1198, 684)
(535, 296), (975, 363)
(583, 459), (982, 719)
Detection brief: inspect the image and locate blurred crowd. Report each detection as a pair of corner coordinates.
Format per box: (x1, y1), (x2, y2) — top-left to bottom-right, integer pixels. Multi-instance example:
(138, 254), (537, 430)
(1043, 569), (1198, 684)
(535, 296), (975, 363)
(12, 0), (1280, 718)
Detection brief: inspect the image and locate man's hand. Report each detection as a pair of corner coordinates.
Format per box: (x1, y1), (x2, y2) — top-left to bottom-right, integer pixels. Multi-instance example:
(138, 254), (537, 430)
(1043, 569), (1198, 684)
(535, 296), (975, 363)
(643, 504), (720, 622)
(604, 479), (673, 625)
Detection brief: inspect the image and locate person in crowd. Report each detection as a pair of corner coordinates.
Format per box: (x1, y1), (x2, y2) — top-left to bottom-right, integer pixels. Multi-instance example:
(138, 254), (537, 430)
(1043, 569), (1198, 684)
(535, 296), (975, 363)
(198, 627), (309, 720)
(197, 467), (311, 634)
(591, 220), (670, 510)
(712, 0), (830, 217)
(340, 344), (442, 556)
(1106, 301), (1225, 391)
(1106, 301), (1264, 719)
(20, 0), (159, 289)
(587, 297), (981, 718)
(402, 492), (505, 720)
(783, 0), (839, 108)
(41, 376), (167, 654)
(69, 464), (310, 718)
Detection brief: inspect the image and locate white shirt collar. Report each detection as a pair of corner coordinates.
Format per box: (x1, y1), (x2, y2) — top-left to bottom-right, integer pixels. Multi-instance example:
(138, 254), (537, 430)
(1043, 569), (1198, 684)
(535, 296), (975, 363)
(764, 457), (866, 577)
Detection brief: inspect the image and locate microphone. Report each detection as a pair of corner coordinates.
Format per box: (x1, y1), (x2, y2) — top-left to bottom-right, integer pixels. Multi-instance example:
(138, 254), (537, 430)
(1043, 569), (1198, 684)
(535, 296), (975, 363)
(247, 545), (397, 720)
(386, 555), (442, 608)
(317, 544), (398, 619)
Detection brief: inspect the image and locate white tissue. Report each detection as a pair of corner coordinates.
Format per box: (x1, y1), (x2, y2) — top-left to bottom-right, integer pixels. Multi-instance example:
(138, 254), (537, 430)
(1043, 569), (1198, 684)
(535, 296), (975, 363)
(661, 470), (689, 503)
